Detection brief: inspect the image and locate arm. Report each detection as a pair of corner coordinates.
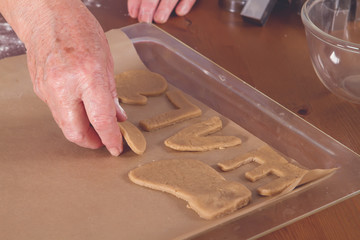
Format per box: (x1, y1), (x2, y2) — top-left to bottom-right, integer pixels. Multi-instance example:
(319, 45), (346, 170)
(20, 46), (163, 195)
(0, 0), (127, 156)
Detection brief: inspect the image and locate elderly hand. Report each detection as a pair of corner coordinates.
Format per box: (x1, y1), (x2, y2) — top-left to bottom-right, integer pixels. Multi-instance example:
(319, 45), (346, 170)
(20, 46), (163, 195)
(0, 0), (127, 156)
(128, 0), (196, 23)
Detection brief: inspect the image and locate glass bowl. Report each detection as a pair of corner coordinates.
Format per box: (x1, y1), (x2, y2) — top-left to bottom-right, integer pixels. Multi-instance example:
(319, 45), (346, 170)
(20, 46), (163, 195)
(301, 0), (360, 103)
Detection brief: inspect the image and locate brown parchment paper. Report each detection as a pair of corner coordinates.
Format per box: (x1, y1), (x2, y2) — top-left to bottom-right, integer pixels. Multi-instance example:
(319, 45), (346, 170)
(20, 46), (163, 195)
(0, 29), (313, 240)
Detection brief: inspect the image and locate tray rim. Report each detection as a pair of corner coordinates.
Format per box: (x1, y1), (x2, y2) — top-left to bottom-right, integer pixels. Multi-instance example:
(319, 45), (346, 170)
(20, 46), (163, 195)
(122, 23), (360, 158)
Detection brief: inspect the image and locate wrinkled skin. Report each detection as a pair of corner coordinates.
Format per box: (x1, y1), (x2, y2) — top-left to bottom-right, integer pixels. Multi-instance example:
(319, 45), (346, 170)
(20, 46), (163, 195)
(128, 0), (196, 23)
(0, 0), (127, 156)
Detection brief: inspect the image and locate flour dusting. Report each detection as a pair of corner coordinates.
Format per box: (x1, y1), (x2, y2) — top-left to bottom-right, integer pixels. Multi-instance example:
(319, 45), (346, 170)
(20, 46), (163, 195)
(0, 16), (25, 59)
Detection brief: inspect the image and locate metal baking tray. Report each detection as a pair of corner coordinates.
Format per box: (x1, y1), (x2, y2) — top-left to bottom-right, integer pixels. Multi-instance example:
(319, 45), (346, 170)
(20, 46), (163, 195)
(122, 23), (360, 239)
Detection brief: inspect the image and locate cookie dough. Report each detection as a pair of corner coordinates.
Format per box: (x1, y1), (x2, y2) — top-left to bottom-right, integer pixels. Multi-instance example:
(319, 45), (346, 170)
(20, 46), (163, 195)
(115, 69), (168, 105)
(128, 159), (252, 220)
(139, 90), (202, 131)
(164, 116), (242, 151)
(118, 121), (146, 155)
(218, 146), (336, 196)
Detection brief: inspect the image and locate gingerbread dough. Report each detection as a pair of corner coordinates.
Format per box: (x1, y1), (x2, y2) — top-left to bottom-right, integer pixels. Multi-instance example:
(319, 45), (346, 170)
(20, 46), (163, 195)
(139, 90), (202, 131)
(128, 159), (251, 220)
(164, 116), (242, 151)
(218, 146), (336, 196)
(118, 121), (146, 155)
(115, 69), (168, 105)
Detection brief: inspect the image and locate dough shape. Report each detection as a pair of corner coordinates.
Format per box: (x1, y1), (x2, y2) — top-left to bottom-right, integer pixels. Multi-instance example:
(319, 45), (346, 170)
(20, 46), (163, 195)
(139, 90), (202, 131)
(164, 116), (242, 151)
(128, 159), (251, 220)
(218, 146), (336, 196)
(115, 69), (168, 105)
(118, 121), (146, 155)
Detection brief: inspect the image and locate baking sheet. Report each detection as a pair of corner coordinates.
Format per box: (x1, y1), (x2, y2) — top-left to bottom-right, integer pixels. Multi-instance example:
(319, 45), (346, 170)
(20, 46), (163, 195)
(1, 23), (360, 240)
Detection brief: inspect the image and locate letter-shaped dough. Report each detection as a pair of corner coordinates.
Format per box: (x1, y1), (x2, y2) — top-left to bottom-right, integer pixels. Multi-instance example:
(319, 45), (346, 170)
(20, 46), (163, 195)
(165, 116), (242, 151)
(218, 146), (336, 196)
(118, 121), (146, 155)
(115, 70), (168, 105)
(129, 159), (251, 220)
(139, 90), (202, 131)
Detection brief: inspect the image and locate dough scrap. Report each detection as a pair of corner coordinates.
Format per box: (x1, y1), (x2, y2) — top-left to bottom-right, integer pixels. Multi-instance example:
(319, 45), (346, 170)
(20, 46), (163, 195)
(164, 116), (242, 151)
(118, 121), (146, 155)
(128, 159), (251, 220)
(115, 69), (168, 105)
(298, 168), (337, 186)
(139, 90), (202, 131)
(218, 146), (336, 196)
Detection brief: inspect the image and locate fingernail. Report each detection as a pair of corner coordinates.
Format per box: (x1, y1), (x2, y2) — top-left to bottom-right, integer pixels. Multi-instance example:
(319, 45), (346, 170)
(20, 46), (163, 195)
(109, 147), (121, 157)
(128, 8), (134, 17)
(114, 98), (127, 119)
(177, 5), (189, 16)
(156, 13), (167, 23)
(129, 8), (137, 18)
(139, 11), (152, 23)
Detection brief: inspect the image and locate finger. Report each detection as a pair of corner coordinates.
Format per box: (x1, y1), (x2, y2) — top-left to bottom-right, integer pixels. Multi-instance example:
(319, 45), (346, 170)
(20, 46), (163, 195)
(138, 0), (160, 23)
(175, 0), (196, 16)
(47, 96), (104, 149)
(154, 0), (179, 23)
(81, 79), (124, 156)
(128, 0), (141, 19)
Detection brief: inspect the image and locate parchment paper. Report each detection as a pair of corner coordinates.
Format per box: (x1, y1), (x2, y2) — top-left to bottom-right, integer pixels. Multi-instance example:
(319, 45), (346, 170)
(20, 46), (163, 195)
(0, 29), (312, 240)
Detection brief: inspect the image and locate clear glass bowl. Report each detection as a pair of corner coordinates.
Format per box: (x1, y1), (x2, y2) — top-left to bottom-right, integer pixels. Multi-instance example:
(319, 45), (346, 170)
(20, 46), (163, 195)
(301, 0), (360, 103)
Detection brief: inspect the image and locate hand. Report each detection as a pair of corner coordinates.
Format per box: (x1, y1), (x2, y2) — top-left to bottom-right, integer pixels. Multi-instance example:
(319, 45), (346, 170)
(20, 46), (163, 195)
(1, 0), (127, 156)
(128, 0), (196, 23)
